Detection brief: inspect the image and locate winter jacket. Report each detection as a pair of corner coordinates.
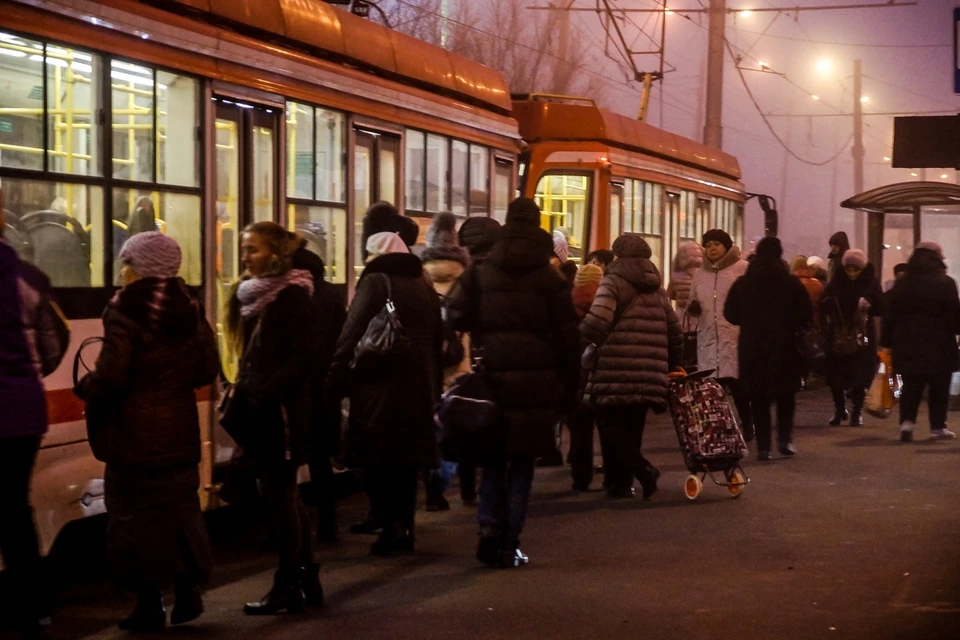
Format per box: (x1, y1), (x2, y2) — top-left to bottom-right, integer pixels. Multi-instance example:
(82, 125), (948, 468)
(827, 231), (850, 282)
(74, 278), (218, 468)
(0, 240), (69, 439)
(292, 247), (346, 457)
(792, 266), (825, 331)
(820, 263), (884, 390)
(881, 249), (960, 376)
(424, 256), (471, 389)
(327, 253), (442, 468)
(724, 257), (812, 399)
(447, 223), (580, 459)
(580, 256), (682, 410)
(236, 280), (319, 467)
(689, 246), (748, 378)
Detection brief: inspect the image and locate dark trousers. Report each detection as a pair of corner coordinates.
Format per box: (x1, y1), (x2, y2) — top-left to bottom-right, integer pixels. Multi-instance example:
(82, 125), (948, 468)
(752, 393), (797, 453)
(0, 435), (47, 627)
(900, 372), (952, 431)
(478, 457), (536, 544)
(458, 462), (477, 502)
(568, 404), (597, 488)
(308, 456), (337, 541)
(720, 378), (754, 437)
(366, 465), (418, 536)
(595, 405), (651, 491)
(258, 462), (314, 580)
(831, 385), (865, 413)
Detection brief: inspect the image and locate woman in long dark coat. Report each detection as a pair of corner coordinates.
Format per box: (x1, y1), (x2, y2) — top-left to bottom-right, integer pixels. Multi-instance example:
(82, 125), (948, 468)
(725, 237), (812, 460)
(226, 222), (321, 615)
(75, 232), (219, 631)
(326, 232), (442, 557)
(820, 249), (884, 427)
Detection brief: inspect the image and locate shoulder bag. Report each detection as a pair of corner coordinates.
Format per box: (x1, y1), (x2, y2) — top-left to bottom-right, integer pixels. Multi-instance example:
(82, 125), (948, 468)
(350, 273), (411, 372)
(831, 298), (864, 356)
(73, 337), (111, 461)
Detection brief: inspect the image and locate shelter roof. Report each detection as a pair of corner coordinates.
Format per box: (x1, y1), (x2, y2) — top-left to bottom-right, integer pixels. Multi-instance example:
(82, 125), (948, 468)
(841, 181), (960, 213)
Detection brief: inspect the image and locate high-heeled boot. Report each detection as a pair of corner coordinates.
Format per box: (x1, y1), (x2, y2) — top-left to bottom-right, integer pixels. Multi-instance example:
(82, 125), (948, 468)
(299, 563), (324, 607)
(118, 591), (165, 631)
(243, 571), (305, 615)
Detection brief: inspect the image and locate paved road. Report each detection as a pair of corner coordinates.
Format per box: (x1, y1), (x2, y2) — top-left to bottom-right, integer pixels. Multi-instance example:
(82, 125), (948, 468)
(29, 388), (960, 639)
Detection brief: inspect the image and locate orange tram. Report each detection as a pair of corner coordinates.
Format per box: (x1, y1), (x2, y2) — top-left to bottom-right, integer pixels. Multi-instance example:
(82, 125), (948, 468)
(0, 0), (745, 555)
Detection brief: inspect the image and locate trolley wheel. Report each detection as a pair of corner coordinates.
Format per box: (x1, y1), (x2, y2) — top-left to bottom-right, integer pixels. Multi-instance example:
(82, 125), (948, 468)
(726, 469), (746, 498)
(683, 474), (703, 500)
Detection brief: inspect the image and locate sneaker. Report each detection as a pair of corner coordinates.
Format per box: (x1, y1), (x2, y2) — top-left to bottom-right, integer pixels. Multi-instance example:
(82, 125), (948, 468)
(757, 450), (770, 462)
(899, 421), (915, 443)
(778, 443), (797, 457)
(931, 428), (957, 440)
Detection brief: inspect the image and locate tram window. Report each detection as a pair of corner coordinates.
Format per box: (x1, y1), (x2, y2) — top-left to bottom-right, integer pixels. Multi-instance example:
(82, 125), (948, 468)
(469, 145), (489, 216)
(493, 158), (512, 223)
(111, 61), (153, 182)
(288, 204), (347, 284)
(286, 102), (314, 199)
(1, 176), (105, 287)
(316, 108), (345, 203)
(252, 121), (274, 223)
(623, 180), (635, 232)
(47, 44), (101, 176)
(535, 172), (590, 262)
(111, 189), (202, 285)
(451, 140), (468, 216)
(156, 71), (198, 187)
(426, 134), (448, 213)
(405, 130), (425, 212)
(0, 33), (45, 171)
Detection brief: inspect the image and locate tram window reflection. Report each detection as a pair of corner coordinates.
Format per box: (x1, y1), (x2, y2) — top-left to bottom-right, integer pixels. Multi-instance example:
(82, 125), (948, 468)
(288, 204), (346, 284)
(469, 145), (489, 216)
(156, 71), (198, 187)
(426, 133), (448, 213)
(0, 33), (45, 171)
(316, 108), (344, 203)
(286, 102), (314, 200)
(405, 130), (425, 212)
(111, 60), (153, 182)
(46, 45), (101, 176)
(451, 140), (468, 216)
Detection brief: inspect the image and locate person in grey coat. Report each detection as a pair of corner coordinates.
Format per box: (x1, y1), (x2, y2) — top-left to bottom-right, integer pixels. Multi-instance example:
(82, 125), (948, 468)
(580, 234), (682, 499)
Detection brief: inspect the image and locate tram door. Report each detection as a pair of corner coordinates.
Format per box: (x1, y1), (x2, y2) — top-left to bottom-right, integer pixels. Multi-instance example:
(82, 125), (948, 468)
(609, 182), (624, 244)
(353, 128), (400, 276)
(213, 98), (280, 380)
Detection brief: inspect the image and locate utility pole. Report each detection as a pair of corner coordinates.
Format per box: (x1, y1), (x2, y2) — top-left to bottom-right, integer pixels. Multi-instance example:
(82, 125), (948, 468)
(552, 0), (574, 94)
(779, 113), (794, 230)
(703, 0), (726, 148)
(852, 59), (865, 248)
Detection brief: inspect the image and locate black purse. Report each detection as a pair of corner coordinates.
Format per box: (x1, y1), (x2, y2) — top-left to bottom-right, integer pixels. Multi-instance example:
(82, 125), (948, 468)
(218, 317), (264, 450)
(73, 336), (111, 462)
(350, 273), (411, 372)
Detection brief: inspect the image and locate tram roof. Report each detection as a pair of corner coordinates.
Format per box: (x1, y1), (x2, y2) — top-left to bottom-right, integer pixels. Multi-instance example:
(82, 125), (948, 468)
(841, 181), (960, 213)
(512, 98), (742, 181)
(128, 0), (511, 114)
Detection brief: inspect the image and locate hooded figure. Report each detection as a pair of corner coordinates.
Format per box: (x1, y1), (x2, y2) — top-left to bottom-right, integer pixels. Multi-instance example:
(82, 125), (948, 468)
(580, 234), (682, 499)
(827, 231), (850, 282)
(458, 217), (501, 259)
(725, 237), (812, 460)
(881, 245), (960, 441)
(667, 241), (703, 313)
(446, 197), (580, 568)
(422, 212), (469, 297)
(791, 255), (824, 331)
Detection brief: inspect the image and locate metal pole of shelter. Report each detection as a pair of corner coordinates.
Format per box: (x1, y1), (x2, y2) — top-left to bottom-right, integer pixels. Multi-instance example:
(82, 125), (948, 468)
(703, 0), (726, 148)
(853, 59), (865, 248)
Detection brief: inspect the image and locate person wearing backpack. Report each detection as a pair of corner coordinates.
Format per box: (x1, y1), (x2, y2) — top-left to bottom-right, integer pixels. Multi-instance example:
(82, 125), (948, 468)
(580, 234), (683, 499)
(820, 249), (884, 427)
(446, 198), (580, 568)
(326, 232), (442, 557)
(0, 191), (69, 635)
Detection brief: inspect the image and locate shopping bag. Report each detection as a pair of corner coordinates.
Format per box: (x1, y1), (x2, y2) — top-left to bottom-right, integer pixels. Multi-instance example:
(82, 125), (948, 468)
(864, 361), (894, 418)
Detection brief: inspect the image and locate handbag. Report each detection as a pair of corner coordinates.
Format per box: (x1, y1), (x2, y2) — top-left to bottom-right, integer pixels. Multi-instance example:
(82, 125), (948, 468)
(350, 273), (411, 372)
(73, 336), (111, 461)
(218, 317), (264, 450)
(436, 356), (502, 464)
(680, 313), (699, 370)
(830, 298), (864, 356)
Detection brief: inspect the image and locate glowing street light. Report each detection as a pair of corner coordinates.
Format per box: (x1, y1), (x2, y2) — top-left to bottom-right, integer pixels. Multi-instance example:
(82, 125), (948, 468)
(740, 10), (753, 17)
(816, 59), (833, 74)
(883, 156), (891, 162)
(758, 60), (770, 70)
(811, 94), (820, 101)
(860, 96), (870, 103)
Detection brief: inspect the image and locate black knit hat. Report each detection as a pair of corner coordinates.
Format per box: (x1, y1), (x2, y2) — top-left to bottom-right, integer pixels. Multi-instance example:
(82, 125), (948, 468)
(459, 217), (501, 257)
(702, 228), (733, 252)
(393, 215), (419, 248)
(422, 212), (469, 266)
(506, 197), (541, 226)
(612, 233), (652, 259)
(360, 201), (421, 259)
(755, 236), (783, 259)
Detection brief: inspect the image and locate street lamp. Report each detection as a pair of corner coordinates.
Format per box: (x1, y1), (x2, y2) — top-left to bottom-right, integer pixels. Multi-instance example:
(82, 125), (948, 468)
(860, 96), (870, 103)
(816, 59), (833, 74)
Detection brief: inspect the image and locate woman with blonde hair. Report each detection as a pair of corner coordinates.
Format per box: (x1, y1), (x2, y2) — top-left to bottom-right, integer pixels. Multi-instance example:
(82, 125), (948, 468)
(225, 221), (322, 615)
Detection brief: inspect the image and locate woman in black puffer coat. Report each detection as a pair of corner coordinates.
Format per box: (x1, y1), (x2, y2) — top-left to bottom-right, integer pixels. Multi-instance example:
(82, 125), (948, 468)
(326, 231), (442, 557)
(75, 232), (219, 631)
(226, 222), (321, 616)
(580, 234), (682, 500)
(881, 243), (960, 441)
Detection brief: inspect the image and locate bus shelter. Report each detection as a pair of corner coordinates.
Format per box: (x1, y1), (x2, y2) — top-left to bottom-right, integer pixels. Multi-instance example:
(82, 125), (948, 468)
(841, 182), (960, 287)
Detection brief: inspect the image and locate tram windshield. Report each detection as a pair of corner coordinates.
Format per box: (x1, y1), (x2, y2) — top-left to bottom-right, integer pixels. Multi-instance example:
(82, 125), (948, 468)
(534, 172), (590, 263)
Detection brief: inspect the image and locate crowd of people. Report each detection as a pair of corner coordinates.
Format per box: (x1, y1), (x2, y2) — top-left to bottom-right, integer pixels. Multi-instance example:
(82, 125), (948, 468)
(3, 188), (959, 635)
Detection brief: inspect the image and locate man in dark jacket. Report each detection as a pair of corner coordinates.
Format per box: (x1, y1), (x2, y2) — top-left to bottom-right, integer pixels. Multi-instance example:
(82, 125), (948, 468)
(881, 242), (960, 442)
(292, 243), (347, 543)
(827, 231), (850, 282)
(725, 237), (812, 461)
(447, 198), (580, 568)
(0, 193), (69, 634)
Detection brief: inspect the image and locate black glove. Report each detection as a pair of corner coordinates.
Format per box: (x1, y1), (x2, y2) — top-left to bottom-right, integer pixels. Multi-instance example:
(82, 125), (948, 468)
(687, 299), (702, 317)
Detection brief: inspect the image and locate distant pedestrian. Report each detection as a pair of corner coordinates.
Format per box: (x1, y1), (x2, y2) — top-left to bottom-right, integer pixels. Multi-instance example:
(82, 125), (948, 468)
(881, 242), (960, 442)
(585, 249), (615, 272)
(807, 256), (828, 284)
(447, 197), (580, 568)
(580, 234), (682, 497)
(687, 229), (753, 439)
(75, 232), (218, 630)
(792, 255), (825, 384)
(666, 241), (703, 315)
(327, 232), (442, 557)
(820, 248), (884, 427)
(226, 222), (321, 615)
(725, 238), (812, 460)
(827, 231), (850, 282)
(0, 192), (69, 635)
(569, 262), (605, 491)
(883, 262), (908, 292)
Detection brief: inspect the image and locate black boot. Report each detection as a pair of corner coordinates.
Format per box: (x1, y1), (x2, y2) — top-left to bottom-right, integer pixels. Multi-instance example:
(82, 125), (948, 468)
(118, 592), (165, 632)
(636, 463), (661, 501)
(829, 409), (849, 427)
(349, 515), (382, 535)
(170, 577), (203, 626)
(499, 541), (530, 569)
(243, 572), (305, 615)
(298, 564), (324, 607)
(371, 523), (402, 557)
(476, 536), (501, 567)
(849, 410), (863, 426)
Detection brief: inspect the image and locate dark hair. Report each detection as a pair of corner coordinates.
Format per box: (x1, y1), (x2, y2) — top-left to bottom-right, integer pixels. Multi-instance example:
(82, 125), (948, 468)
(894, 263), (908, 275)
(560, 260), (578, 286)
(225, 221), (302, 356)
(585, 249), (614, 267)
